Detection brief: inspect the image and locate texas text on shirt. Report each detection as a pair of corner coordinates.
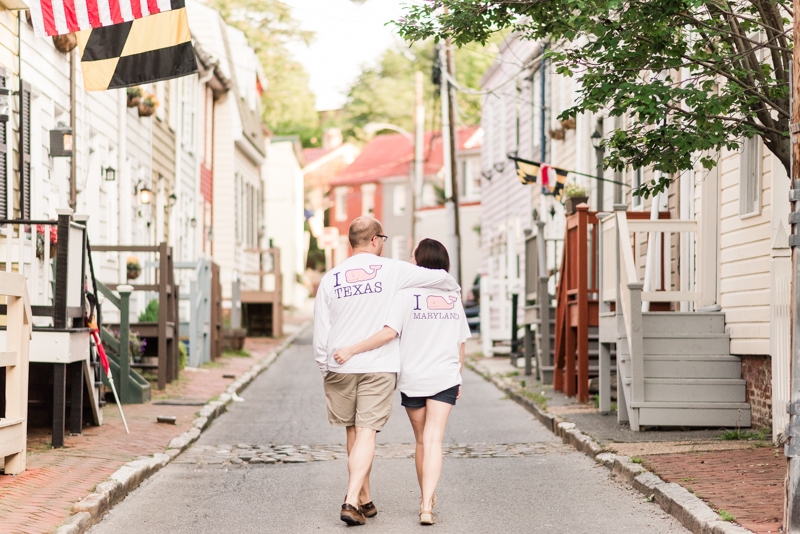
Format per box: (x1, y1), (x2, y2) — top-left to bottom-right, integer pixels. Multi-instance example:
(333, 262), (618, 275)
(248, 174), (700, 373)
(313, 253), (460, 376)
(384, 288), (471, 397)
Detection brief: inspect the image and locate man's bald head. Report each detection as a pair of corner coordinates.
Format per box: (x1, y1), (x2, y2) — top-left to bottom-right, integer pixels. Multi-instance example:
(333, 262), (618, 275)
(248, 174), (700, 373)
(349, 217), (383, 250)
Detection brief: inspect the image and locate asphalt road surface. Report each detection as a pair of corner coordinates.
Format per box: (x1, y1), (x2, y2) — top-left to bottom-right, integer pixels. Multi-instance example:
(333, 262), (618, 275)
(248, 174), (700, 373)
(90, 329), (689, 534)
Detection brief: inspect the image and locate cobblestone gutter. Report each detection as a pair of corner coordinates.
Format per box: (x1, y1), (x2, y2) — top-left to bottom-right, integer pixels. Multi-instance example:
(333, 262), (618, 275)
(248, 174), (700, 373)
(53, 323), (311, 534)
(466, 357), (756, 534)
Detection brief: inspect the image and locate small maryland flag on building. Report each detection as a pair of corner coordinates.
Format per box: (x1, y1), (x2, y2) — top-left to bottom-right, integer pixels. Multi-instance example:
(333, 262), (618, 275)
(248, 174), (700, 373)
(508, 155), (570, 200)
(76, 2), (198, 91)
(514, 158), (540, 185)
(551, 168), (569, 201)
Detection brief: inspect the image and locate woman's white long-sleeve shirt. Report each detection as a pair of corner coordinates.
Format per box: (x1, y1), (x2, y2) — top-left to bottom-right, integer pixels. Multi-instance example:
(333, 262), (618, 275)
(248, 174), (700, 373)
(313, 253), (460, 376)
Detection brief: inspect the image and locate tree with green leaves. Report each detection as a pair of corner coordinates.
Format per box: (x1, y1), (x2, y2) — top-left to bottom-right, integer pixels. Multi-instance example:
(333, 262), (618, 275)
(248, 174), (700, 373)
(396, 0), (791, 197)
(214, 0), (320, 144)
(339, 38), (501, 143)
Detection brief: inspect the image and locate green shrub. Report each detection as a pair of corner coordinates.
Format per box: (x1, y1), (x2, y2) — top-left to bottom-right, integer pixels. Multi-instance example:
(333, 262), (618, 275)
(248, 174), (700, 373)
(179, 341), (187, 370)
(139, 299), (159, 322)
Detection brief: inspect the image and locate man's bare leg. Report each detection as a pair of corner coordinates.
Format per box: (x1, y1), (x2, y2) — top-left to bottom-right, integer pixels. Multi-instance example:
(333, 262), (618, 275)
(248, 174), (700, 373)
(345, 426), (375, 506)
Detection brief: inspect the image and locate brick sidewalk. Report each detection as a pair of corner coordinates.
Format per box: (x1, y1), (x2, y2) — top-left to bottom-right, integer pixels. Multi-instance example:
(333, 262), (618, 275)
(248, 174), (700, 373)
(0, 336), (284, 534)
(644, 448), (784, 534)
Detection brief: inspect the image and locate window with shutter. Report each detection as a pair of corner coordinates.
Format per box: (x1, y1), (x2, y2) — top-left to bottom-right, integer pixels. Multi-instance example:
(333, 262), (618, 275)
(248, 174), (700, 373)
(739, 136), (761, 219)
(20, 81), (31, 220)
(0, 68), (8, 219)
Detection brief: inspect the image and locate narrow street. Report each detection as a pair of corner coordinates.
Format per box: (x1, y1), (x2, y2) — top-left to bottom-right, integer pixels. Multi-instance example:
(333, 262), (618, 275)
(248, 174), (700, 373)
(89, 329), (689, 533)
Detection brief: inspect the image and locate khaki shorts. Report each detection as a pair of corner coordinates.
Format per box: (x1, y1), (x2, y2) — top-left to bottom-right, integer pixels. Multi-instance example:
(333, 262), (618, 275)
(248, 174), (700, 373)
(323, 372), (396, 431)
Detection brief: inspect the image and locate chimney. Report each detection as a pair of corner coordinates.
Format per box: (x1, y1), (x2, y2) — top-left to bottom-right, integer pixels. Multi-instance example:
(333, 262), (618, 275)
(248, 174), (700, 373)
(322, 128), (343, 150)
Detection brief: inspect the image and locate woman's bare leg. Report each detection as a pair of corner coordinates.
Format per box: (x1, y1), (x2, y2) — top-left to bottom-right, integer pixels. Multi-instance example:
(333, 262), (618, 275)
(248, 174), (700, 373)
(420, 399), (452, 512)
(406, 406), (427, 494)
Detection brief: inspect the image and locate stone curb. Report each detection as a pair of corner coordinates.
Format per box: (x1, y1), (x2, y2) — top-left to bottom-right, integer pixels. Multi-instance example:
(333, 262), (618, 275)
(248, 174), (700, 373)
(466, 357), (754, 534)
(53, 321), (311, 534)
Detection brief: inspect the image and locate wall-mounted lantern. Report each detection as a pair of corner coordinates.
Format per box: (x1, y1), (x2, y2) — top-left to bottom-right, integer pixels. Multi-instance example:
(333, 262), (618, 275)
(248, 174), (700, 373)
(190, 217), (197, 228)
(169, 193), (178, 207)
(139, 186), (152, 205)
(590, 129), (603, 151)
(50, 127), (73, 157)
(103, 166), (116, 181)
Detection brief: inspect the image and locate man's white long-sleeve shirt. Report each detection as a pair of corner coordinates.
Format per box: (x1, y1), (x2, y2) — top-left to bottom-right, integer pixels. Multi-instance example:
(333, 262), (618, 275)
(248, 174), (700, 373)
(313, 253), (460, 375)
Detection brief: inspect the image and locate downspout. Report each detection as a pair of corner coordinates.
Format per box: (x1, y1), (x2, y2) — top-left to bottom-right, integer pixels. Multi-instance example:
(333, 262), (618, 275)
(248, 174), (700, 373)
(540, 48), (547, 164)
(196, 64), (215, 260)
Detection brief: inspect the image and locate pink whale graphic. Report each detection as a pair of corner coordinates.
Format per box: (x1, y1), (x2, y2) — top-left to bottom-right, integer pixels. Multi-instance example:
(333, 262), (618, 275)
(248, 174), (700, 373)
(427, 295), (458, 310)
(345, 265), (382, 283)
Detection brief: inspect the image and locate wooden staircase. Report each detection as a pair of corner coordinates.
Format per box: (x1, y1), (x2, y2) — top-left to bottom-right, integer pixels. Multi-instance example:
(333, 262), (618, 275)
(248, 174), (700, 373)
(599, 207), (750, 430)
(613, 312), (749, 427)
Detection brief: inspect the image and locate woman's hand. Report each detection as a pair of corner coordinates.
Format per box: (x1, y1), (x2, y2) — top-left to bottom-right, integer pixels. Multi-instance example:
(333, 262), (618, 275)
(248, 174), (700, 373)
(456, 386), (462, 399)
(333, 346), (355, 365)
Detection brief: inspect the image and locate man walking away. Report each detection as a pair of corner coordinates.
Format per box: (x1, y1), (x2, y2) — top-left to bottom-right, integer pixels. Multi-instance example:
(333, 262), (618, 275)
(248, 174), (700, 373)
(313, 216), (460, 525)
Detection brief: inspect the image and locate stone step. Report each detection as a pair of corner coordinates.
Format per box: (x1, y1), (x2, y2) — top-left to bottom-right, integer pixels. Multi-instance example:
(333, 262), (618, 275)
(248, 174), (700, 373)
(617, 354), (742, 379)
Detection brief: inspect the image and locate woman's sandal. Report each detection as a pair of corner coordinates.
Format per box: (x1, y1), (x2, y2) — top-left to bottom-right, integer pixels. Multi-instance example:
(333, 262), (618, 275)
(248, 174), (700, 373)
(419, 510), (436, 525)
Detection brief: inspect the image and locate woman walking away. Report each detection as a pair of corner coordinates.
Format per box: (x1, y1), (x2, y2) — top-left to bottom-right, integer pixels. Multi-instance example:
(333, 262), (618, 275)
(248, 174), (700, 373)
(333, 239), (470, 525)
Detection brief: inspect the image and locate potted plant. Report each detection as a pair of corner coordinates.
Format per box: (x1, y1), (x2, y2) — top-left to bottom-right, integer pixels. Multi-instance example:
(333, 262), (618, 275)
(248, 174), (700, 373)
(53, 34), (77, 53)
(563, 183), (589, 215)
(127, 87), (143, 108)
(138, 93), (158, 117)
(126, 255), (141, 280)
(35, 223), (57, 259)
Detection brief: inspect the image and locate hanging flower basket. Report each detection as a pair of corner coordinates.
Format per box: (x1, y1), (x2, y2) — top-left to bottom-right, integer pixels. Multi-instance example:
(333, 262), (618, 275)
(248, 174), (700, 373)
(127, 87), (143, 108)
(127, 256), (142, 280)
(53, 34), (77, 53)
(35, 223), (57, 260)
(561, 117), (577, 130)
(548, 128), (566, 141)
(138, 94), (159, 117)
(138, 103), (156, 117)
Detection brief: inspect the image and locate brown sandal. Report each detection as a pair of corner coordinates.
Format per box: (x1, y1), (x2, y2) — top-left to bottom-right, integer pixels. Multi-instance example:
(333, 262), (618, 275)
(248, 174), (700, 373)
(341, 503), (365, 526)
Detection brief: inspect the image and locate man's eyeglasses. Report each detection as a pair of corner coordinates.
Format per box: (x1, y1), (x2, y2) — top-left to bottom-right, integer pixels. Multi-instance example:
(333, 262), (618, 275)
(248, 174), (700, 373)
(373, 234), (388, 243)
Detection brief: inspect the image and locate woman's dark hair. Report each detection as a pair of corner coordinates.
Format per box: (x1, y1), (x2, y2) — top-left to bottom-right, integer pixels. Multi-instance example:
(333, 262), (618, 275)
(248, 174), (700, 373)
(414, 239), (450, 271)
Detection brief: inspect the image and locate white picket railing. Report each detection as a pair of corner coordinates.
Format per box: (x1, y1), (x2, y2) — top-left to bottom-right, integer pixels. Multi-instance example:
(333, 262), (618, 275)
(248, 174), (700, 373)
(599, 207), (704, 428)
(0, 272), (33, 475)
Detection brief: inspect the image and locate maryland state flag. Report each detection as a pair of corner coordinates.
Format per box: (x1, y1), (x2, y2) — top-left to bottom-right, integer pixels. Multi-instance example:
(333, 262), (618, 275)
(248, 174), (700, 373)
(514, 158), (541, 185)
(551, 168), (569, 201)
(76, 2), (198, 92)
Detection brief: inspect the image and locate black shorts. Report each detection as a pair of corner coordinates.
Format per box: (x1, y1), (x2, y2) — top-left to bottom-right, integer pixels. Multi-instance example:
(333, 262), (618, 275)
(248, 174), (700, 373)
(401, 384), (460, 409)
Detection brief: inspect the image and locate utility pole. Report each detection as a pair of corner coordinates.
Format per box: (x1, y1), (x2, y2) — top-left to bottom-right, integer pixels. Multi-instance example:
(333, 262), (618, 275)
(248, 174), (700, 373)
(786, 0), (800, 527)
(439, 42), (462, 286)
(413, 71), (424, 247)
(69, 48), (77, 211)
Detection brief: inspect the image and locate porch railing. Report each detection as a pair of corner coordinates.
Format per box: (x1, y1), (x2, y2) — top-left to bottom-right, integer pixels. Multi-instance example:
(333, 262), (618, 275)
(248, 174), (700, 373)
(524, 220), (550, 379)
(0, 272), (33, 475)
(91, 242), (179, 390)
(599, 205), (701, 414)
(241, 248), (283, 337)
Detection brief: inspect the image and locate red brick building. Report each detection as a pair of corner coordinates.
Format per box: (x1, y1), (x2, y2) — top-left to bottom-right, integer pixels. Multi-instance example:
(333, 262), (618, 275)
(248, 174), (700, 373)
(329, 127), (482, 266)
